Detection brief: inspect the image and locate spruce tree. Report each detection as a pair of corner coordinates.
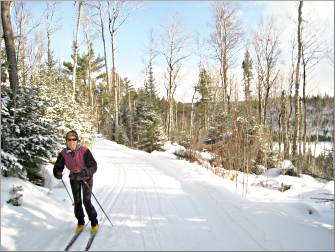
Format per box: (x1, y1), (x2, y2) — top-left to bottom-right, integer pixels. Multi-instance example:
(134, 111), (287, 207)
(135, 89), (166, 152)
(134, 63), (166, 152)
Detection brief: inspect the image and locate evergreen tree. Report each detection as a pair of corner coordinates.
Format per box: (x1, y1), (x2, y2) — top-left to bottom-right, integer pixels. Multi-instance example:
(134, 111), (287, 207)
(204, 103), (228, 144)
(120, 77), (137, 146)
(145, 60), (160, 108)
(242, 49), (253, 102)
(1, 88), (24, 178)
(132, 60), (166, 152)
(35, 64), (95, 146)
(1, 84), (59, 184)
(134, 89), (166, 152)
(63, 47), (105, 102)
(195, 67), (212, 129)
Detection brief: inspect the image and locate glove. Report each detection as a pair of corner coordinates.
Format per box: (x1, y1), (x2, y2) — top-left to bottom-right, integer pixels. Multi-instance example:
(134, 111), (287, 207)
(55, 171), (63, 180)
(78, 169), (89, 180)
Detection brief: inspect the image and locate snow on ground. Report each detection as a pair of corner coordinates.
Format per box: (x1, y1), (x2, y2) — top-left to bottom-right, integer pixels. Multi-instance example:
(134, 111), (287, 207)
(1, 137), (334, 251)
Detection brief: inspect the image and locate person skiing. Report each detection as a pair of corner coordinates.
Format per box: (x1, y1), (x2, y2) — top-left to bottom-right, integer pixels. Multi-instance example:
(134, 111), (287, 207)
(53, 130), (99, 234)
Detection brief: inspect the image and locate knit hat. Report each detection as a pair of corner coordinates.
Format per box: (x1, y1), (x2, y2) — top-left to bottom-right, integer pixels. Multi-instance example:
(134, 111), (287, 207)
(65, 130), (79, 140)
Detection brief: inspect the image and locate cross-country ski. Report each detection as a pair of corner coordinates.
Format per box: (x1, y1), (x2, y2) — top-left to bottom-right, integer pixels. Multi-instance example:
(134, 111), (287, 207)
(64, 225), (87, 251)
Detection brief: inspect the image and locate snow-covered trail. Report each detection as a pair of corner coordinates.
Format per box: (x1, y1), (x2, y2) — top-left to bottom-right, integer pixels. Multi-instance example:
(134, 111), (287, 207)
(84, 138), (332, 251)
(1, 137), (333, 251)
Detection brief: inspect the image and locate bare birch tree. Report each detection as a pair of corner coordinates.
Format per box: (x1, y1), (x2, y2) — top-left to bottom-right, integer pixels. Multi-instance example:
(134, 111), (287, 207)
(13, 1), (27, 85)
(72, 0), (83, 102)
(88, 1), (111, 137)
(160, 14), (190, 140)
(12, 1), (43, 87)
(82, 8), (97, 108)
(279, 90), (286, 157)
(43, 1), (60, 75)
(13, 1), (41, 86)
(292, 1), (303, 166)
(210, 2), (241, 113)
(253, 19), (281, 126)
(106, 0), (133, 139)
(301, 21), (326, 156)
(283, 37), (297, 160)
(91, 1), (109, 94)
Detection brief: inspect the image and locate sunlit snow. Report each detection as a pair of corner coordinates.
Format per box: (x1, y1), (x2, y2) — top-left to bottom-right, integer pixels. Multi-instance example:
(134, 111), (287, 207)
(1, 136), (334, 251)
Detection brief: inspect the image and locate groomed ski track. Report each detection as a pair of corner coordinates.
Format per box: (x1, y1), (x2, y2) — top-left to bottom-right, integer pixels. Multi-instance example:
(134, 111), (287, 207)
(61, 137), (332, 251)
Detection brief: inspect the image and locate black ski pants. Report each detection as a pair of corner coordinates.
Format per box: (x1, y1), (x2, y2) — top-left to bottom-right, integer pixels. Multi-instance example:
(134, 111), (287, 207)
(70, 177), (98, 227)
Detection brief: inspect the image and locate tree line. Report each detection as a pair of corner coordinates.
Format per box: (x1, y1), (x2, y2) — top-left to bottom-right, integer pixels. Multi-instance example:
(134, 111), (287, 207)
(1, 1), (333, 184)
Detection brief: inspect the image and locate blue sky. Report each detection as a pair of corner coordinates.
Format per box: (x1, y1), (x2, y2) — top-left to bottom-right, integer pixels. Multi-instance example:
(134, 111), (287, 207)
(25, 1), (333, 101)
(44, 1), (264, 61)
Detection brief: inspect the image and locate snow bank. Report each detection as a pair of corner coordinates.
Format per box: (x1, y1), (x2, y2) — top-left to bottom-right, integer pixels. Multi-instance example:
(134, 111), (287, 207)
(1, 175), (74, 251)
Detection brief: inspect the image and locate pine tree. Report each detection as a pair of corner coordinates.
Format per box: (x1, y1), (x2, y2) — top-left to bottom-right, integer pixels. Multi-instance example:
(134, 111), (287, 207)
(63, 47), (105, 103)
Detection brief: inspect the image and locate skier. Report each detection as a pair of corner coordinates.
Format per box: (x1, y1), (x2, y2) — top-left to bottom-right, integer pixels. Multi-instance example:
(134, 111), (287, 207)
(53, 130), (99, 234)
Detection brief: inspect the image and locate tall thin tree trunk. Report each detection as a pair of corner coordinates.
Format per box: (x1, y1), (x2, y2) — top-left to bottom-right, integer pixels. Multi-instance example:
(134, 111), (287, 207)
(190, 88), (196, 141)
(292, 0), (303, 168)
(167, 69), (174, 140)
(285, 43), (295, 160)
(44, 2), (58, 77)
(258, 78), (262, 123)
(279, 91), (287, 157)
(110, 23), (118, 138)
(98, 2), (109, 94)
(1, 1), (18, 109)
(20, 43), (27, 86)
(175, 102), (178, 136)
(298, 97), (303, 157)
(302, 45), (307, 157)
(88, 44), (93, 107)
(72, 0), (83, 102)
(47, 30), (53, 74)
(82, 14), (93, 108)
(263, 87), (270, 126)
(128, 88), (133, 146)
(285, 89), (293, 159)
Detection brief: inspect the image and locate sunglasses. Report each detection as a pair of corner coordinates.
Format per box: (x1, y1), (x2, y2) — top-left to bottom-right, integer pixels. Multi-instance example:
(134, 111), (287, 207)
(66, 138), (77, 142)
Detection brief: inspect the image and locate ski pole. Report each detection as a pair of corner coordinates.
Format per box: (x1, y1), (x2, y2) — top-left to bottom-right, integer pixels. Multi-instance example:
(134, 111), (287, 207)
(83, 180), (114, 227)
(61, 178), (74, 205)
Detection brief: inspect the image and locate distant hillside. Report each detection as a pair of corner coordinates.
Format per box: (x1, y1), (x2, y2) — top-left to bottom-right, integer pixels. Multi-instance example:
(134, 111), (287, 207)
(176, 95), (334, 141)
(267, 95), (334, 141)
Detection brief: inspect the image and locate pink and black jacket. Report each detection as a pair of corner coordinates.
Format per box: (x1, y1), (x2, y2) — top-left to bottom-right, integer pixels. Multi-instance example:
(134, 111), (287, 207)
(53, 144), (97, 180)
